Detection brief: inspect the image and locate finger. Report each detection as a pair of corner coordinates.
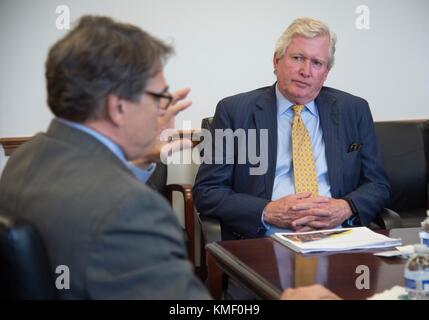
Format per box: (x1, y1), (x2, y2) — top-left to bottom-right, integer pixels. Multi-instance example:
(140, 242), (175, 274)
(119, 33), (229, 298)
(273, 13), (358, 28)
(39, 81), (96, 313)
(306, 220), (331, 229)
(292, 215), (316, 228)
(291, 197), (330, 210)
(312, 195), (330, 200)
(159, 139), (192, 163)
(294, 192), (312, 199)
(170, 139), (192, 153)
(171, 87), (191, 102)
(168, 99), (192, 116)
(291, 202), (318, 211)
(311, 196), (330, 203)
(295, 226), (314, 232)
(304, 208), (331, 217)
(159, 128), (178, 142)
(289, 207), (331, 217)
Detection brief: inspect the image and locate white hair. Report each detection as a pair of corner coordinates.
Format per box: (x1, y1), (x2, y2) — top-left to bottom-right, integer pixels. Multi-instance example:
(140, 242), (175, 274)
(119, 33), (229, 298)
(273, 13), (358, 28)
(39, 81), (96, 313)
(274, 17), (337, 70)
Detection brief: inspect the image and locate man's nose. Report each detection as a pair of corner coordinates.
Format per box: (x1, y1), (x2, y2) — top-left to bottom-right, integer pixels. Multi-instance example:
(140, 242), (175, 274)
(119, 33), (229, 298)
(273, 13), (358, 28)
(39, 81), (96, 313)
(299, 60), (311, 77)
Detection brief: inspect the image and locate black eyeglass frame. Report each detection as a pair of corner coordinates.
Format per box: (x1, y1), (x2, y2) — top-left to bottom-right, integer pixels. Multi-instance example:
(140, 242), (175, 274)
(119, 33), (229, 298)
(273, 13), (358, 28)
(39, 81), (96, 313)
(145, 90), (173, 110)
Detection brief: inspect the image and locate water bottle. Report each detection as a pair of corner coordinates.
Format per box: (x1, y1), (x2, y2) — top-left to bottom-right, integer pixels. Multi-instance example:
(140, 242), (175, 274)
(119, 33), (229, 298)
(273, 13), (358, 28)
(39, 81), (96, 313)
(420, 211), (429, 247)
(404, 244), (429, 300)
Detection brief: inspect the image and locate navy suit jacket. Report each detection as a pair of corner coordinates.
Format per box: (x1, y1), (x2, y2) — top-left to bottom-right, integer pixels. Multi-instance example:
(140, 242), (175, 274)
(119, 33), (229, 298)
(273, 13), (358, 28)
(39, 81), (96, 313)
(193, 84), (390, 240)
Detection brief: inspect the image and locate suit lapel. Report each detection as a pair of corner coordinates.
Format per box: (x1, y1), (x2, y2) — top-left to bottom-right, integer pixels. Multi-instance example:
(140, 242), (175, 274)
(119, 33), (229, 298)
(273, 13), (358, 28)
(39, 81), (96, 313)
(316, 88), (341, 197)
(254, 84), (278, 199)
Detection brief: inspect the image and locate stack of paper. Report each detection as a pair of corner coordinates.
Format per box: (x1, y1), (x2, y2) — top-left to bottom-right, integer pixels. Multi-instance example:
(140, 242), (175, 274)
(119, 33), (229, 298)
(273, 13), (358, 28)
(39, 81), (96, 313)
(367, 286), (408, 300)
(373, 245), (415, 258)
(272, 227), (402, 254)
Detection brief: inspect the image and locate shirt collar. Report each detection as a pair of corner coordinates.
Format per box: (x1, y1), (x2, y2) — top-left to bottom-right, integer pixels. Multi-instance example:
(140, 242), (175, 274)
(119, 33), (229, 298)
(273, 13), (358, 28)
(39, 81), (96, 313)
(275, 84), (318, 118)
(56, 117), (155, 183)
(56, 117), (127, 162)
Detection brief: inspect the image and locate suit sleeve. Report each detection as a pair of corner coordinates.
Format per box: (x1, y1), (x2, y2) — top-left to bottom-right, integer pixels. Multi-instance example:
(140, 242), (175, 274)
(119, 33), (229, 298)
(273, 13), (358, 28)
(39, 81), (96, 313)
(85, 190), (211, 299)
(342, 100), (391, 226)
(193, 100), (270, 238)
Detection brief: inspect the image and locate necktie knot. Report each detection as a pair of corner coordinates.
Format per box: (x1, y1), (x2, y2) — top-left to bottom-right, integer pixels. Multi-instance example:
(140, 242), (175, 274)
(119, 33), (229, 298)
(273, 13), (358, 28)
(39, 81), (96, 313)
(292, 104), (305, 116)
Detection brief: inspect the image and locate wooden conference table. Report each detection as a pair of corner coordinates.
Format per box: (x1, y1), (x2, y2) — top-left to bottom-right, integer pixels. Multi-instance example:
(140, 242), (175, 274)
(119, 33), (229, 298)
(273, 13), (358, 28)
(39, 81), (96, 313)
(206, 228), (421, 300)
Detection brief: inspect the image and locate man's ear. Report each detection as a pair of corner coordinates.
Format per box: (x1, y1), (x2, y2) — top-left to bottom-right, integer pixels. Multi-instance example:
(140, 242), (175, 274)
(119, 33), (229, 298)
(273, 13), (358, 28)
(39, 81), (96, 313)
(106, 94), (125, 127)
(273, 53), (278, 73)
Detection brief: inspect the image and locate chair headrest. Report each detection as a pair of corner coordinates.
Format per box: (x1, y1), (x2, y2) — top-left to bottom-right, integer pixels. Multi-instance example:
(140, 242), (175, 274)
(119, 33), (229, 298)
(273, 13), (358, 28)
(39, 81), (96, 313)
(0, 215), (57, 299)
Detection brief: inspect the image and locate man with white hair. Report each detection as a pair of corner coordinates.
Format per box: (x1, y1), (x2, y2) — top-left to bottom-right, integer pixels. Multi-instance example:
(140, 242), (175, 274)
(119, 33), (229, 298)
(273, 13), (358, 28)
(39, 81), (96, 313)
(194, 17), (390, 241)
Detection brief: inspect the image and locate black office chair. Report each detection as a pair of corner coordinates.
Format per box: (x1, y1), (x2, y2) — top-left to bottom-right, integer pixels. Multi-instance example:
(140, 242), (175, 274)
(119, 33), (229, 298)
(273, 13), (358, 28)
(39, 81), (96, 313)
(374, 120), (429, 227)
(0, 214), (57, 299)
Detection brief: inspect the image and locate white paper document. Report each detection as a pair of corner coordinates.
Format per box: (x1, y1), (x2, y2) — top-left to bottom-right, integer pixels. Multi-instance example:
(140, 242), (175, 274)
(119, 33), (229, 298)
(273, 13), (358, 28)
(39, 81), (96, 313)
(272, 227), (402, 254)
(367, 286), (408, 300)
(373, 245), (415, 258)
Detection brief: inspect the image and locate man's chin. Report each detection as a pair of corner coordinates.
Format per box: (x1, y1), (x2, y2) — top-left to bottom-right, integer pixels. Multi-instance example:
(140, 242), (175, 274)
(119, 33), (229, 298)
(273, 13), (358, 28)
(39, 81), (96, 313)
(291, 96), (311, 105)
(288, 90), (319, 105)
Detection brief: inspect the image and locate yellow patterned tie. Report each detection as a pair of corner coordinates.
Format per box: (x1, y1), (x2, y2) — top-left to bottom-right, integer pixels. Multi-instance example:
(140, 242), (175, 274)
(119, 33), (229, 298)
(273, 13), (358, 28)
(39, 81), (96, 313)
(291, 105), (319, 196)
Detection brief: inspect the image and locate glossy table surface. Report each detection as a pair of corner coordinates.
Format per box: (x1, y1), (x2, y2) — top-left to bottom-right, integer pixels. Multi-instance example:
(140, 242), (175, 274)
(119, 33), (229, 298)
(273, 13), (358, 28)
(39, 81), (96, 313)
(206, 228), (421, 299)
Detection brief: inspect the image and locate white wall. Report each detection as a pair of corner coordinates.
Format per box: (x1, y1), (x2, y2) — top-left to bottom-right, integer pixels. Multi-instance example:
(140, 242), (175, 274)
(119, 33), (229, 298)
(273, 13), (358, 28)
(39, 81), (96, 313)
(1, 0), (429, 179)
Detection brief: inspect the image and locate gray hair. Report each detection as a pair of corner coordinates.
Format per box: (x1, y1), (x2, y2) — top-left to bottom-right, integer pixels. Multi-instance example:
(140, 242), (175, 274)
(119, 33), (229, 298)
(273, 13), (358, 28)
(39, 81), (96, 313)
(274, 17), (337, 70)
(46, 15), (173, 122)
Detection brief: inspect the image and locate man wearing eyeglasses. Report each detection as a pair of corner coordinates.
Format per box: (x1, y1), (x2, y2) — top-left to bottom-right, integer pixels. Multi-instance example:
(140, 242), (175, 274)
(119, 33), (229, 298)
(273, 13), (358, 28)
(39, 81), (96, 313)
(0, 15), (208, 299)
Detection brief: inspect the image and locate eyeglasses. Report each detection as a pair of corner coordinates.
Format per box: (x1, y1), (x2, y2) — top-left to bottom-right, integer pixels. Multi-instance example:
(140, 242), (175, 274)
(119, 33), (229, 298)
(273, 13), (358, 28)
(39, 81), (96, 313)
(145, 89), (173, 110)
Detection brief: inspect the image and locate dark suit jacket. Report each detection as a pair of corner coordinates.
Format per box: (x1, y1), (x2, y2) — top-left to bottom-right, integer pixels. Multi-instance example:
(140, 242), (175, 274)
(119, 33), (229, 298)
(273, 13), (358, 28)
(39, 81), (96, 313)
(0, 119), (210, 299)
(193, 84), (390, 240)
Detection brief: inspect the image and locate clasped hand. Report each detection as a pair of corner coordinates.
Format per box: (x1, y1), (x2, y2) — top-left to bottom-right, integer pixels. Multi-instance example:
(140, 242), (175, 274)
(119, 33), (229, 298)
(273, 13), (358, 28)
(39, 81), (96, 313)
(263, 192), (352, 231)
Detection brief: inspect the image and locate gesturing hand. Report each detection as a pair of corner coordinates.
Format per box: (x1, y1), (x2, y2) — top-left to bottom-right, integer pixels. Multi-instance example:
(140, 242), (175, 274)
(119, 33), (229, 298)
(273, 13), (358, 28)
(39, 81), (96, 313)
(131, 87), (193, 168)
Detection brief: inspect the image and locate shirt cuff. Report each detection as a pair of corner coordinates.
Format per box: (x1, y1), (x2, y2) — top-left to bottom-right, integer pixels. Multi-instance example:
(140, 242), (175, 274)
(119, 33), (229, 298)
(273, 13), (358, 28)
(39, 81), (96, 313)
(341, 198), (360, 227)
(261, 208), (271, 231)
(127, 162), (156, 183)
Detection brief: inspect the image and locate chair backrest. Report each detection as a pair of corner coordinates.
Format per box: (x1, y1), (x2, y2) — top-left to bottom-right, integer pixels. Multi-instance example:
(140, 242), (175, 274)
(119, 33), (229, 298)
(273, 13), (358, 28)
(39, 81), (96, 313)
(146, 162), (168, 195)
(0, 214), (57, 299)
(199, 117), (214, 158)
(374, 120), (429, 226)
(199, 117), (222, 243)
(201, 117), (214, 132)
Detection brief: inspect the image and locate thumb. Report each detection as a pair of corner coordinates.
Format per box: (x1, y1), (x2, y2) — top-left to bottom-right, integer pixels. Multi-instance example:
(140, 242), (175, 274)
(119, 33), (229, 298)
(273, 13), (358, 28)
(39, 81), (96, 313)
(160, 139), (192, 163)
